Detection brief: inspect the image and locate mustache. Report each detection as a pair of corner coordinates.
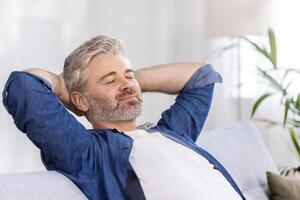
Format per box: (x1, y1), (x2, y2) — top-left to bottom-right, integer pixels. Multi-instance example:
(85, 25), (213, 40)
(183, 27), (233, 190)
(116, 91), (143, 102)
(115, 91), (143, 109)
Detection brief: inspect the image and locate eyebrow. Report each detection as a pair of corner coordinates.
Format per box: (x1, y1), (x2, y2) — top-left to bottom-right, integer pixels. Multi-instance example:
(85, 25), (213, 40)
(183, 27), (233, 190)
(99, 69), (135, 82)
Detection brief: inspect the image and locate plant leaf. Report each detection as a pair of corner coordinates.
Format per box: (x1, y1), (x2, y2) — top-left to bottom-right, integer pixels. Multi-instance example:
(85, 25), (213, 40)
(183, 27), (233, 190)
(288, 99), (300, 115)
(282, 81), (292, 97)
(296, 94), (300, 110)
(251, 93), (273, 117)
(257, 67), (284, 92)
(242, 37), (274, 67)
(268, 29), (277, 68)
(280, 70), (291, 86)
(283, 98), (291, 127)
(290, 128), (300, 158)
(292, 119), (300, 128)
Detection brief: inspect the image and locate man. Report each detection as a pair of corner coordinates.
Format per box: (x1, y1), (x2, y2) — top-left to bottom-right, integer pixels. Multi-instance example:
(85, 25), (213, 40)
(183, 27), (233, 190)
(2, 35), (245, 200)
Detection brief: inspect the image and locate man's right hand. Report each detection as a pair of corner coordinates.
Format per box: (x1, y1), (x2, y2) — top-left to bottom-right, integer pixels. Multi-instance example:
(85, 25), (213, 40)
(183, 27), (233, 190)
(25, 68), (83, 116)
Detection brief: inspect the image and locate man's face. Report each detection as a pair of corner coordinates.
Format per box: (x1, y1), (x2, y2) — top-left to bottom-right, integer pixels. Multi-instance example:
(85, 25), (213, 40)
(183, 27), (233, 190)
(82, 53), (142, 121)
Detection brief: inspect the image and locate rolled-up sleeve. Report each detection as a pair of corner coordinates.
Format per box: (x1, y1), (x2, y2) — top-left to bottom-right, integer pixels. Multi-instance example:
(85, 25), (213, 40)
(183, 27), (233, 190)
(157, 64), (222, 141)
(2, 71), (94, 173)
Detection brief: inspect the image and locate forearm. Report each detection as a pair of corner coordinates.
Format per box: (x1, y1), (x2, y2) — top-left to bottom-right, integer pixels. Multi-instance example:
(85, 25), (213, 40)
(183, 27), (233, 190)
(135, 62), (207, 94)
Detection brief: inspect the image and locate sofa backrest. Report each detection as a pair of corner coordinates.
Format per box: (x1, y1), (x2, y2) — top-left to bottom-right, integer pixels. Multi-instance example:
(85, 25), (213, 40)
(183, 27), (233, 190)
(0, 171), (87, 200)
(197, 120), (278, 200)
(0, 120), (277, 200)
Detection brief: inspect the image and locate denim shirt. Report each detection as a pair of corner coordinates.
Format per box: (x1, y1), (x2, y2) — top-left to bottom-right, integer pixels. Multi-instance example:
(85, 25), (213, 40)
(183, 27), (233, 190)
(2, 64), (246, 200)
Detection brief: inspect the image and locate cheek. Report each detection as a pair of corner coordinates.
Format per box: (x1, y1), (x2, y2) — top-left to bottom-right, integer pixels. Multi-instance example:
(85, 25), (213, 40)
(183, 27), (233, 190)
(133, 80), (141, 92)
(136, 86), (142, 95)
(103, 90), (118, 100)
(91, 88), (117, 101)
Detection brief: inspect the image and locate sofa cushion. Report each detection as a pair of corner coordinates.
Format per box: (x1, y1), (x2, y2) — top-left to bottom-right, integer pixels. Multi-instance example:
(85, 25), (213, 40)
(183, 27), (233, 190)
(197, 120), (278, 200)
(0, 171), (87, 200)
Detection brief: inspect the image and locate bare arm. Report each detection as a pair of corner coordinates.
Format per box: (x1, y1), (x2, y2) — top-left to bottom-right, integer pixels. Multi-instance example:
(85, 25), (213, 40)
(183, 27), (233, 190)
(134, 62), (207, 94)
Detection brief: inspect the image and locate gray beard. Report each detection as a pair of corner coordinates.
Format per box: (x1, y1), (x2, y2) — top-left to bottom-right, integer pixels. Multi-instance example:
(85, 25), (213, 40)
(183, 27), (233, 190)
(85, 92), (142, 121)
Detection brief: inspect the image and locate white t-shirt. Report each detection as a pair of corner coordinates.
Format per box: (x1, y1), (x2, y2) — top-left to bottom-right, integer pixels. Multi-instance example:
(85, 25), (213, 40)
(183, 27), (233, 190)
(124, 129), (241, 200)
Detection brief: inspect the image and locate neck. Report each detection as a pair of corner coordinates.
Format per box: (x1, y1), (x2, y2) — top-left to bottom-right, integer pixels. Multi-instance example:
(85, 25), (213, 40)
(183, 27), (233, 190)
(91, 119), (137, 132)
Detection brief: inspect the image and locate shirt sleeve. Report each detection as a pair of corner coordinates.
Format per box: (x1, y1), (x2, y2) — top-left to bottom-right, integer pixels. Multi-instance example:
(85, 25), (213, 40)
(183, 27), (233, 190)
(2, 71), (94, 173)
(157, 64), (222, 142)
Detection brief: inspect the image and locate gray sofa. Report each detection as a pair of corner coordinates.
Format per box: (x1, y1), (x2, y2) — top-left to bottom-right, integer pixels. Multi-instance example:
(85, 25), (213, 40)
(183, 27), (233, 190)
(0, 120), (278, 200)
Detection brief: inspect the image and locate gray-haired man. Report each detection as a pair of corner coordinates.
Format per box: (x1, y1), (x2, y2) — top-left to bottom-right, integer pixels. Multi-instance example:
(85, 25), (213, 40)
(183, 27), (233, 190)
(3, 35), (245, 199)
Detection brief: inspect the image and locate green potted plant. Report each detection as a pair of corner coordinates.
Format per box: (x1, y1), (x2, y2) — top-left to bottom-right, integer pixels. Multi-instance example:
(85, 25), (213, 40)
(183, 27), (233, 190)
(242, 29), (300, 158)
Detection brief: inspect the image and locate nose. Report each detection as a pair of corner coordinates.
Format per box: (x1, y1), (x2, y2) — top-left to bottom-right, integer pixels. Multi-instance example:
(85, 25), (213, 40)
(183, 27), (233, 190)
(119, 76), (134, 91)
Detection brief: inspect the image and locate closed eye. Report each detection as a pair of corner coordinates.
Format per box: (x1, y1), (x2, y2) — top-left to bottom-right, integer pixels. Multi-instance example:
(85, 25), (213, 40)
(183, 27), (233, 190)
(125, 71), (135, 80)
(105, 80), (115, 84)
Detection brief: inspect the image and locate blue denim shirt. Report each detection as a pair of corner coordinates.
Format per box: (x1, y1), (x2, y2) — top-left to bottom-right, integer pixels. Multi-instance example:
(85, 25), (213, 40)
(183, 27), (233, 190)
(2, 64), (245, 200)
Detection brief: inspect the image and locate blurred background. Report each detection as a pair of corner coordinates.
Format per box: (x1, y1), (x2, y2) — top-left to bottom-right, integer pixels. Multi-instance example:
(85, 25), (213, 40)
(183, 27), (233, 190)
(0, 0), (300, 173)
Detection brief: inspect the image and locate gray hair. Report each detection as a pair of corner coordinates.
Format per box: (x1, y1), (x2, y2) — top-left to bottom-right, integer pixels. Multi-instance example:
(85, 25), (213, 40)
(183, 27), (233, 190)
(63, 35), (125, 92)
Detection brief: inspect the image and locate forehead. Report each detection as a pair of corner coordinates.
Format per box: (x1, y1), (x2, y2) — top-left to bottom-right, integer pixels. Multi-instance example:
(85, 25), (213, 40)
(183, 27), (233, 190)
(85, 53), (132, 76)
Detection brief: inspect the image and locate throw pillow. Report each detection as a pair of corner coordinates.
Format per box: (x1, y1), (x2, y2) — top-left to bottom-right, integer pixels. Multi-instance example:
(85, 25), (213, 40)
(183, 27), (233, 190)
(280, 166), (300, 179)
(267, 171), (300, 200)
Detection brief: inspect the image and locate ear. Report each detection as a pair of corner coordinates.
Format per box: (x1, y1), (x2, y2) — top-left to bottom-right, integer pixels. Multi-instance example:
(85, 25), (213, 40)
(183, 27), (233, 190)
(70, 91), (89, 112)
